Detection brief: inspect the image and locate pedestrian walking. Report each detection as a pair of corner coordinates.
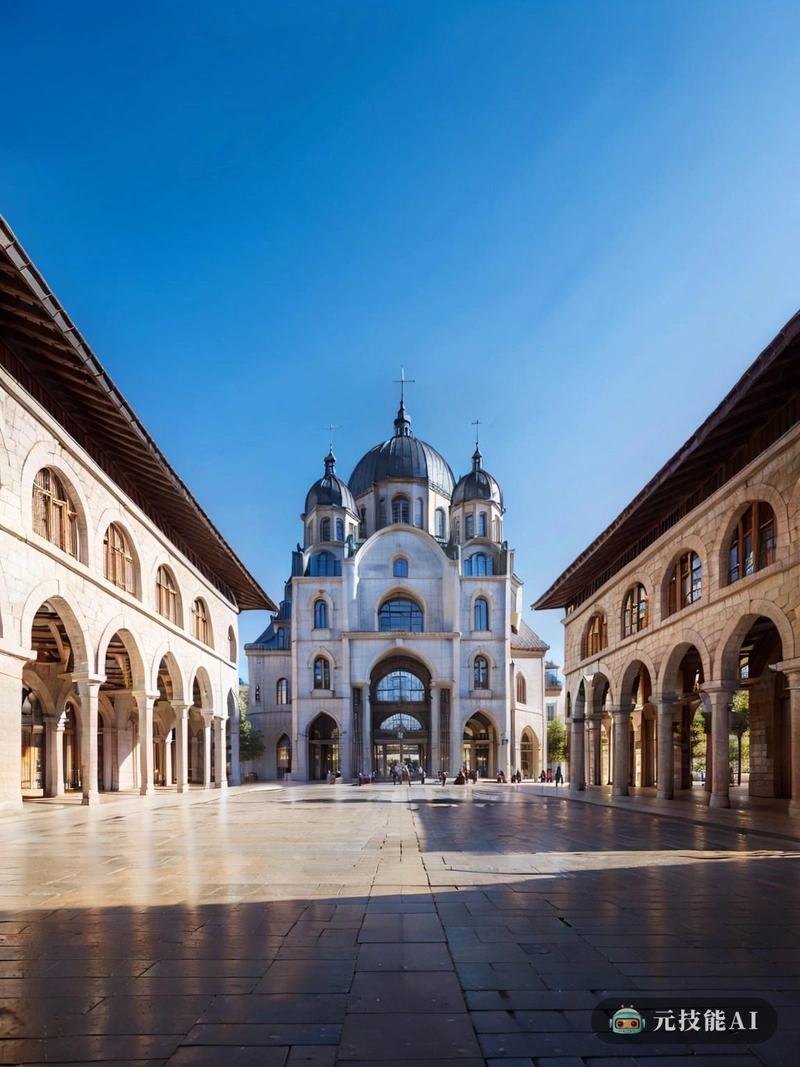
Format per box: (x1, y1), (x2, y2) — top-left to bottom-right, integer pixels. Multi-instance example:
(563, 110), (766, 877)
(419, 767), (426, 785)
(555, 765), (563, 786)
(391, 766), (398, 786)
(546, 768), (552, 784)
(401, 764), (411, 786)
(439, 770), (447, 786)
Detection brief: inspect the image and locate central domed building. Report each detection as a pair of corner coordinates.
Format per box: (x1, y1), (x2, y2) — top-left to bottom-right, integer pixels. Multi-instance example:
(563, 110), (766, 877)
(245, 400), (549, 781)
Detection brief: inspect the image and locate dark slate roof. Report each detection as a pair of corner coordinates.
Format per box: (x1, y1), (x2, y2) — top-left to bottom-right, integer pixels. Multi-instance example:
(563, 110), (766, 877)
(244, 619), (290, 651)
(305, 451), (357, 515)
(0, 217), (275, 612)
(534, 308), (800, 611)
(511, 619), (549, 652)
(349, 403), (455, 498)
(452, 448), (503, 507)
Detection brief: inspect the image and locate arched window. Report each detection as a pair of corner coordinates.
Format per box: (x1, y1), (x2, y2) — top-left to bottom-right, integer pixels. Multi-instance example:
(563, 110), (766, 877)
(314, 599), (329, 629)
(276, 678), (289, 704)
(254, 684), (261, 704)
(584, 613), (607, 657)
(156, 566), (179, 623)
(464, 553), (493, 576)
(473, 655), (489, 690)
(193, 598), (211, 645)
(335, 518), (344, 541)
(393, 557), (408, 578)
(314, 657), (331, 689)
(454, 518), (461, 544)
(435, 508), (446, 539)
(104, 523), (136, 594)
(668, 551), (702, 614)
(359, 508), (367, 539)
(276, 627), (289, 649)
(378, 712), (424, 730)
(310, 552), (339, 577)
(516, 674), (527, 703)
(320, 518), (331, 542)
(474, 597), (489, 630)
(379, 597), (423, 632)
(622, 584), (649, 638)
(465, 514), (475, 540)
(478, 512), (487, 537)
(729, 502), (775, 583)
(376, 671), (426, 702)
(277, 735), (292, 778)
(227, 626), (237, 661)
(414, 499), (423, 528)
(32, 468), (79, 558)
(392, 496), (410, 524)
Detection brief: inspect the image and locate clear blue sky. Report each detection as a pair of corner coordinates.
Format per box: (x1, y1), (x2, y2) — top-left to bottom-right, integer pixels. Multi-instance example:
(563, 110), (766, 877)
(3, 1), (800, 675)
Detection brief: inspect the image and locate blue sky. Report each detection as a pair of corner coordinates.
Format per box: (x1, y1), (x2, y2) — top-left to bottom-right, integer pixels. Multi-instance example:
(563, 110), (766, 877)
(3, 1), (800, 674)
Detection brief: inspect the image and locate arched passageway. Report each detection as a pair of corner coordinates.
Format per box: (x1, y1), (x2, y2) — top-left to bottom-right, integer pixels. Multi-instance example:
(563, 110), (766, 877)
(307, 713), (339, 780)
(370, 657), (430, 778)
(462, 711), (498, 778)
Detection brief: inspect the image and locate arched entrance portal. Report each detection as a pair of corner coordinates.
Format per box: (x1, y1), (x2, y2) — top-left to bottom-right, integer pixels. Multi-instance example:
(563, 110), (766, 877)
(277, 734), (292, 779)
(519, 727), (540, 780)
(370, 658), (431, 778)
(308, 713), (339, 780)
(463, 712), (497, 778)
(737, 616), (787, 798)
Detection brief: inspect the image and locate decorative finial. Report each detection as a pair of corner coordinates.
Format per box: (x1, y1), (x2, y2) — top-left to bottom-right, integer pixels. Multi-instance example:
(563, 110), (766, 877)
(471, 418), (482, 450)
(392, 367), (415, 437)
(327, 423), (342, 453)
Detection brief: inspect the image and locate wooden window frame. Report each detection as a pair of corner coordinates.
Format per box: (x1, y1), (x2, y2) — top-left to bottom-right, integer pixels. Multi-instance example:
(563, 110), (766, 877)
(32, 468), (79, 558)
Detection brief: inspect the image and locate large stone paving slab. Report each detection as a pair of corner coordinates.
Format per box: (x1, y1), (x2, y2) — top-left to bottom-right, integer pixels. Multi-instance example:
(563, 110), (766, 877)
(0, 782), (798, 1066)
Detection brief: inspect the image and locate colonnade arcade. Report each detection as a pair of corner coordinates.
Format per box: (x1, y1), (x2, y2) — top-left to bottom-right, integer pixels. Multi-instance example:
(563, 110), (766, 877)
(18, 596), (234, 804)
(568, 609), (800, 815)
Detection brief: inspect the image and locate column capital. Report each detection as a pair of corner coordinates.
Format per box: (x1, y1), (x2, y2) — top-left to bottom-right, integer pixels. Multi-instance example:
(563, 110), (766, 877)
(132, 690), (160, 704)
(72, 672), (105, 688)
(171, 700), (190, 716)
(772, 659), (800, 683)
(699, 681), (738, 698)
(655, 691), (681, 708)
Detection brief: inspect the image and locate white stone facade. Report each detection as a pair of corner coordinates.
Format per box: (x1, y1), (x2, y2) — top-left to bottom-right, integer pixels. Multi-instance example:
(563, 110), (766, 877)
(246, 409), (548, 782)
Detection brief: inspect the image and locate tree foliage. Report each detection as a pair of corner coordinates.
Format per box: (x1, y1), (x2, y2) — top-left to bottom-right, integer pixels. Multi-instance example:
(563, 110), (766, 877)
(547, 718), (568, 763)
(238, 687), (265, 761)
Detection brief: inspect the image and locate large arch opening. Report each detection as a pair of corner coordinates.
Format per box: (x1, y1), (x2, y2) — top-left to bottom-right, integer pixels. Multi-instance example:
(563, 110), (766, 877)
(519, 727), (540, 780)
(735, 616), (787, 798)
(277, 733), (292, 780)
(462, 711), (498, 779)
(307, 713), (339, 780)
(370, 656), (431, 778)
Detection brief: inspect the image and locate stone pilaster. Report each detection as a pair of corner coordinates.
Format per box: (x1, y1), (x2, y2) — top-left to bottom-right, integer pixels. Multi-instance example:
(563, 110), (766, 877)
(702, 683), (736, 809)
(201, 712), (213, 788)
(133, 690), (159, 796)
(74, 672), (104, 807)
(656, 694), (679, 800)
(569, 713), (585, 792)
(213, 716), (227, 789)
(171, 701), (189, 793)
(612, 705), (633, 797)
(43, 715), (65, 798)
(774, 661), (800, 820)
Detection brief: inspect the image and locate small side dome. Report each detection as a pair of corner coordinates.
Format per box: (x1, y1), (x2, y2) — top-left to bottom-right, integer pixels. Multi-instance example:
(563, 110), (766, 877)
(305, 452), (357, 515)
(452, 448), (503, 508)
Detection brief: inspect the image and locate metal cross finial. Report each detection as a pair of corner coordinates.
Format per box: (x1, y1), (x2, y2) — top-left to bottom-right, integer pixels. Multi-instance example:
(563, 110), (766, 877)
(472, 418), (482, 449)
(327, 423), (342, 452)
(393, 366), (416, 405)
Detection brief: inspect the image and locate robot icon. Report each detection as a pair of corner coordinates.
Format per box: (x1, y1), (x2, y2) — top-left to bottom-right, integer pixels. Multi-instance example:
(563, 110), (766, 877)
(610, 1006), (645, 1034)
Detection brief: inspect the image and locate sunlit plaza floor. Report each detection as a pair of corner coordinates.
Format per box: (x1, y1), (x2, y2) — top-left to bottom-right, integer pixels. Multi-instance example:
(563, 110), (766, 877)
(1, 782), (799, 1067)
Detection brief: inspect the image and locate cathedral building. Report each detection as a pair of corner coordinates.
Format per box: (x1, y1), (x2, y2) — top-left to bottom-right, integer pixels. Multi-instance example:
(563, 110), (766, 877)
(245, 398), (549, 782)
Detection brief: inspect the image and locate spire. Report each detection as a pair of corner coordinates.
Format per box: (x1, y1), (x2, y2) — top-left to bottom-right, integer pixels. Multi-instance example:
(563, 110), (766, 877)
(393, 366), (415, 437)
(471, 418), (483, 469)
(324, 450), (336, 476)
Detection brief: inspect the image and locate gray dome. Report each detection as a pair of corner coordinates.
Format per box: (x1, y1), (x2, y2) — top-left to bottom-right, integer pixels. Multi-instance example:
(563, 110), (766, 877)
(452, 448), (503, 508)
(305, 452), (357, 515)
(348, 402), (455, 499)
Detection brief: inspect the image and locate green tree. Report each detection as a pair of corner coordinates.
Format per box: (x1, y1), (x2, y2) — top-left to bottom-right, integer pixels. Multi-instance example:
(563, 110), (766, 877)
(238, 688), (265, 762)
(547, 718), (568, 764)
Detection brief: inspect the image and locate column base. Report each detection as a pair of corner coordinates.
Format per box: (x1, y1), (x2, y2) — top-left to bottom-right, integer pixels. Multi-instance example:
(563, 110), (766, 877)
(81, 791), (100, 806)
(709, 793), (730, 808)
(569, 782), (585, 792)
(612, 786), (629, 797)
(656, 789), (674, 800)
(177, 782), (189, 793)
(787, 800), (800, 820)
(140, 785), (155, 797)
(215, 780), (228, 790)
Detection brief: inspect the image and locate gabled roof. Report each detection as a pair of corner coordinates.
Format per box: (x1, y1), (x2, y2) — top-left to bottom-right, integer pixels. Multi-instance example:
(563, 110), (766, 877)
(0, 217), (275, 612)
(534, 309), (800, 612)
(511, 619), (549, 652)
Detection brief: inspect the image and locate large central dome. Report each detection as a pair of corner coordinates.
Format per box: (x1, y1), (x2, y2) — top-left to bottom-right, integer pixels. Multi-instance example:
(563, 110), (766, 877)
(348, 402), (455, 499)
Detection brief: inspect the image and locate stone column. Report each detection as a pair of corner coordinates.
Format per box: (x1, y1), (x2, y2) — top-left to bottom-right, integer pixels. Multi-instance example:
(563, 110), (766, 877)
(656, 694), (678, 800)
(133, 691), (159, 796)
(213, 716), (227, 789)
(0, 647), (33, 814)
(363, 691), (372, 777)
(44, 715), (65, 798)
(164, 731), (173, 787)
(774, 662), (800, 820)
(569, 713), (586, 791)
(171, 701), (189, 792)
(202, 712), (213, 788)
(229, 700), (241, 786)
(612, 705), (633, 797)
(586, 718), (601, 785)
(704, 683), (735, 809)
(429, 682), (440, 774)
(75, 673), (104, 807)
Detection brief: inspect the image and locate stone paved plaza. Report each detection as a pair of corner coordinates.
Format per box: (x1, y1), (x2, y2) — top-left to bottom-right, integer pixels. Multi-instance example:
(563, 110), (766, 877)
(1, 783), (798, 1067)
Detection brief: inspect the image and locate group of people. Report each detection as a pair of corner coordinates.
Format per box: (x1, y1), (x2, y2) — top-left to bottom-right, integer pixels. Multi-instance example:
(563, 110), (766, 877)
(538, 766), (563, 785)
